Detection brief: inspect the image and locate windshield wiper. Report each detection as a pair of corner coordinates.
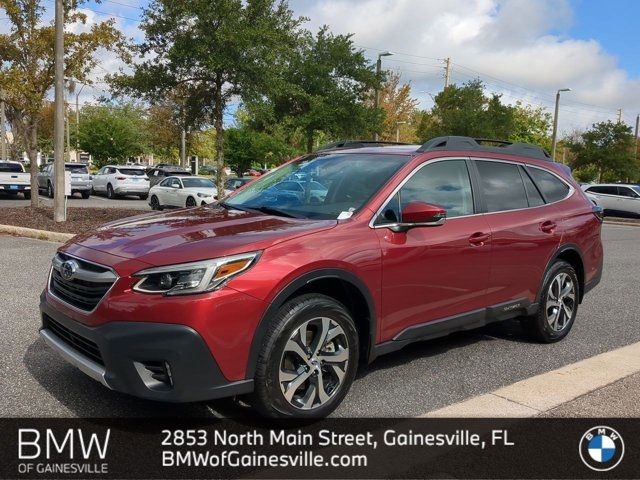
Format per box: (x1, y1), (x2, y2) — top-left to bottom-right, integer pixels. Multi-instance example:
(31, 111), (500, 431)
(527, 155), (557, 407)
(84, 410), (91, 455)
(252, 206), (302, 218)
(218, 201), (249, 212)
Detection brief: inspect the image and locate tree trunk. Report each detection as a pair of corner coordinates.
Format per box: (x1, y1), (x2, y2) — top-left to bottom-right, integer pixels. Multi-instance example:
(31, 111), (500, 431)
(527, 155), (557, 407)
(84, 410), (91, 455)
(306, 129), (314, 153)
(27, 122), (40, 208)
(213, 76), (226, 200)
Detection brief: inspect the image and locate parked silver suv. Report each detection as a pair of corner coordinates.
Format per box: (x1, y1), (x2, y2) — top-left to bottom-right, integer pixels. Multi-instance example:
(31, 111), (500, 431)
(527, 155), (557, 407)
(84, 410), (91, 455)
(582, 183), (640, 217)
(38, 163), (93, 199)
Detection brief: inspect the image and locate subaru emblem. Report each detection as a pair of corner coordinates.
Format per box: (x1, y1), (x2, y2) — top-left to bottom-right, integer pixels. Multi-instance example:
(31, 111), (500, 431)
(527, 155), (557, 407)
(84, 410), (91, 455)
(60, 260), (79, 281)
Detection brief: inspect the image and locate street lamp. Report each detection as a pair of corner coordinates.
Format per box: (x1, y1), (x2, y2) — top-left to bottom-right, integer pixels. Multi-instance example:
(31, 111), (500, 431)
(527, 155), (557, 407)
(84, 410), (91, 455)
(374, 51), (394, 141)
(395, 121), (407, 142)
(551, 88), (571, 162)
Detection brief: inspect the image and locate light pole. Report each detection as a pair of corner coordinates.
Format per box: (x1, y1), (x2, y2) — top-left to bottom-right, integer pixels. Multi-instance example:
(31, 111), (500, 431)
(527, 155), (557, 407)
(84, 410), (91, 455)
(53, 0), (65, 221)
(374, 51), (393, 141)
(634, 114), (639, 162)
(551, 88), (571, 162)
(64, 78), (87, 162)
(395, 121), (407, 142)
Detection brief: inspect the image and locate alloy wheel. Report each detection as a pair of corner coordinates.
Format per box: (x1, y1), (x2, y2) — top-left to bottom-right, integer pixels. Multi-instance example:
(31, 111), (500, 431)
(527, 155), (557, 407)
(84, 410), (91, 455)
(150, 196), (159, 210)
(545, 272), (576, 332)
(278, 317), (349, 410)
(186, 197), (196, 207)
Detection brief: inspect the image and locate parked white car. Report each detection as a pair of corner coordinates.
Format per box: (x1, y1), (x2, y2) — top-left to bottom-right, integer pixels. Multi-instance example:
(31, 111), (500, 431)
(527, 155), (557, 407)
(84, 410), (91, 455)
(92, 165), (150, 199)
(582, 183), (640, 216)
(0, 161), (31, 199)
(149, 176), (217, 210)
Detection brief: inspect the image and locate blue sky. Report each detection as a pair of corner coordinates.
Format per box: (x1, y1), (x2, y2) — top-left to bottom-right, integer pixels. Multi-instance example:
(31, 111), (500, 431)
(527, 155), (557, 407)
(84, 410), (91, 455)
(568, 0), (640, 76)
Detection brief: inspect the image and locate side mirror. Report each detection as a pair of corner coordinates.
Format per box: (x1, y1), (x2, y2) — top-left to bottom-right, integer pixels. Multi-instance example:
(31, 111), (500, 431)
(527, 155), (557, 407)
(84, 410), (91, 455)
(389, 202), (446, 232)
(170, 184), (180, 189)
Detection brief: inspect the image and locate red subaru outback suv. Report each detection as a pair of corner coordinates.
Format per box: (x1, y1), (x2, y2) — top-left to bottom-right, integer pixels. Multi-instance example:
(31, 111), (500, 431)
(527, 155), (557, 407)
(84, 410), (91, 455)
(39, 136), (603, 418)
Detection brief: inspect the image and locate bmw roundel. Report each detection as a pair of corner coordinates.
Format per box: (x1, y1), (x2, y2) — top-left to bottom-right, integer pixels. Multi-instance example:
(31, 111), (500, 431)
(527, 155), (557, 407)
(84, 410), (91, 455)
(579, 426), (624, 471)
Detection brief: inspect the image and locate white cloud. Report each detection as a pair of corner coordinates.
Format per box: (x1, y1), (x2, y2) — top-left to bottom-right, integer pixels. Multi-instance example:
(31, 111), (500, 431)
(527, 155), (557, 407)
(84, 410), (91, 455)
(291, 0), (639, 133)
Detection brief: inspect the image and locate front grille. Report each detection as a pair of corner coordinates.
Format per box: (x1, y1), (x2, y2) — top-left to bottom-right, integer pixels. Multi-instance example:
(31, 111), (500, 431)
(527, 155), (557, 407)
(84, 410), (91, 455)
(49, 254), (116, 311)
(43, 315), (104, 366)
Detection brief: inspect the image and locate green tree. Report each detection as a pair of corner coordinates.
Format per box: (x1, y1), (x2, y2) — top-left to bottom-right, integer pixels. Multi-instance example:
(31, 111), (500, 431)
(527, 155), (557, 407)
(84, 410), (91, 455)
(377, 72), (419, 142)
(567, 121), (636, 182)
(247, 27), (381, 153)
(78, 104), (146, 168)
(0, 0), (127, 206)
(225, 127), (297, 175)
(111, 0), (303, 197)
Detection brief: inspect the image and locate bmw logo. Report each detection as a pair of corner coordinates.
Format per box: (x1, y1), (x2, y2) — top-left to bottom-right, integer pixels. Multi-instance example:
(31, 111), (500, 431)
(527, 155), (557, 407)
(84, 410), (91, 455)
(60, 260), (79, 281)
(579, 426), (624, 471)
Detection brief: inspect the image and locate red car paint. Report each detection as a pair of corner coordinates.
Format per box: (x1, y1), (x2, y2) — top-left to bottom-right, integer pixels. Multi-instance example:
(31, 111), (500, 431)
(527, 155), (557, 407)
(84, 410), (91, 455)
(44, 147), (603, 385)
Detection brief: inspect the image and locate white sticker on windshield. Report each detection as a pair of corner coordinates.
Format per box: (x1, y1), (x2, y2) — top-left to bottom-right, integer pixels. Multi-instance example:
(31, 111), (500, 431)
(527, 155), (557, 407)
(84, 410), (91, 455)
(337, 210), (354, 220)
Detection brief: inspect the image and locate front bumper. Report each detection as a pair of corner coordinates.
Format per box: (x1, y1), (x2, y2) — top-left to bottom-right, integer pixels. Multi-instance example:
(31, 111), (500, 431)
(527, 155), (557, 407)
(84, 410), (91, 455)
(39, 293), (254, 402)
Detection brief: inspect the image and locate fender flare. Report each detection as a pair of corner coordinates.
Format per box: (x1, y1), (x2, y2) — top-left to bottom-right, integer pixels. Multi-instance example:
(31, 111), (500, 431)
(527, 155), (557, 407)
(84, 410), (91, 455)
(537, 243), (586, 304)
(244, 268), (377, 379)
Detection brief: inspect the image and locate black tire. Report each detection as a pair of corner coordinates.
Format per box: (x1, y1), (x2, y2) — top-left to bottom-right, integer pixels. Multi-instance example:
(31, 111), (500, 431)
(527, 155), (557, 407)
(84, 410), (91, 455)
(186, 196), (197, 208)
(47, 182), (54, 198)
(106, 184), (115, 199)
(150, 195), (162, 211)
(23, 191), (31, 200)
(521, 260), (579, 343)
(139, 194), (148, 200)
(81, 191), (90, 199)
(250, 294), (359, 418)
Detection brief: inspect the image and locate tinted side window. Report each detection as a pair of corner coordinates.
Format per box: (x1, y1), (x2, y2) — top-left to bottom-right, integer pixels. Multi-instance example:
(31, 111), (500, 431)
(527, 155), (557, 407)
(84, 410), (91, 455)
(476, 161), (528, 212)
(159, 178), (170, 187)
(618, 187), (638, 198)
(399, 159), (474, 219)
(528, 167), (570, 203)
(519, 166), (545, 207)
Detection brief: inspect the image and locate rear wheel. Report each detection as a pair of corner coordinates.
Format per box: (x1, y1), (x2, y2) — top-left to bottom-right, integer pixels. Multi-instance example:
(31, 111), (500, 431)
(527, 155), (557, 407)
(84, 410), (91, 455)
(23, 191), (31, 200)
(150, 195), (162, 211)
(521, 260), (578, 343)
(106, 184), (115, 199)
(186, 196), (196, 208)
(251, 294), (358, 418)
(139, 194), (148, 200)
(81, 191), (90, 199)
(47, 182), (54, 198)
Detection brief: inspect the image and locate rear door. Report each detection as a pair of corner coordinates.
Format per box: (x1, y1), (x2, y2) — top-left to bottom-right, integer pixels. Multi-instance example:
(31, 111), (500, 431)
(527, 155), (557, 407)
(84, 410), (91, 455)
(474, 159), (563, 307)
(376, 158), (492, 341)
(616, 186), (640, 215)
(585, 185), (618, 210)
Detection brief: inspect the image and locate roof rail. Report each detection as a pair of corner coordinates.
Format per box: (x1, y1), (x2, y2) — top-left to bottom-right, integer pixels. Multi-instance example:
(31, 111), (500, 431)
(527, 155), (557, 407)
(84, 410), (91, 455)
(317, 140), (411, 152)
(417, 136), (552, 161)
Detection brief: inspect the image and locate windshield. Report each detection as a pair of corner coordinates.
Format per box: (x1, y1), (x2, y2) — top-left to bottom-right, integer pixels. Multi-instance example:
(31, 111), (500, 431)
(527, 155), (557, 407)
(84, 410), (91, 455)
(118, 168), (146, 176)
(226, 153), (409, 219)
(65, 164), (88, 174)
(182, 177), (215, 188)
(0, 162), (23, 173)
(631, 185), (640, 196)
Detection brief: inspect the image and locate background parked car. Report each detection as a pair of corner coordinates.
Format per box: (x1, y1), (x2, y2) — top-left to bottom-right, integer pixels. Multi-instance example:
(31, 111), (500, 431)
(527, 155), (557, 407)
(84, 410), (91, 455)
(37, 162), (92, 198)
(0, 160), (31, 199)
(149, 175), (217, 209)
(582, 183), (640, 217)
(147, 165), (192, 188)
(221, 177), (253, 197)
(262, 179), (328, 205)
(92, 165), (150, 200)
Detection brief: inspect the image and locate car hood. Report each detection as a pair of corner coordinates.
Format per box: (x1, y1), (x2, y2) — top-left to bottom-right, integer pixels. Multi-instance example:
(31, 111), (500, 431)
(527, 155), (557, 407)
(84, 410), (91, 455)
(71, 206), (337, 266)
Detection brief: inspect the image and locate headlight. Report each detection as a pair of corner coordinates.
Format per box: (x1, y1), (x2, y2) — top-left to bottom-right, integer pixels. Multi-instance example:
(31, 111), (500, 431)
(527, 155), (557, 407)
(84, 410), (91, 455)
(132, 251), (260, 296)
(197, 193), (212, 198)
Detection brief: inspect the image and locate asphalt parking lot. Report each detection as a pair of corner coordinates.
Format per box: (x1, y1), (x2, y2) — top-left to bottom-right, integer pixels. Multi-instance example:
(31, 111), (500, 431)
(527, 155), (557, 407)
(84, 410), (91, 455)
(0, 224), (638, 418)
(0, 191), (150, 210)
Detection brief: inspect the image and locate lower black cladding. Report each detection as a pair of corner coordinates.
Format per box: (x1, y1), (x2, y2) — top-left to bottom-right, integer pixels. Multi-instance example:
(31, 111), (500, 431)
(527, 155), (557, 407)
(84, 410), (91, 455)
(43, 314), (104, 365)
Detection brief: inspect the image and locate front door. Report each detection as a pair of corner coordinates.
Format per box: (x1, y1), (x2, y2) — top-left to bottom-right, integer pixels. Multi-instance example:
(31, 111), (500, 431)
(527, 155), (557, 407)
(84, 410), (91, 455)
(375, 158), (492, 341)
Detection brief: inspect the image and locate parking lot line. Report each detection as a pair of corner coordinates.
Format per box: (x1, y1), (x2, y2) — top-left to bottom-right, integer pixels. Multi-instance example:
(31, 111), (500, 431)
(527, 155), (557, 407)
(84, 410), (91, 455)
(422, 341), (640, 417)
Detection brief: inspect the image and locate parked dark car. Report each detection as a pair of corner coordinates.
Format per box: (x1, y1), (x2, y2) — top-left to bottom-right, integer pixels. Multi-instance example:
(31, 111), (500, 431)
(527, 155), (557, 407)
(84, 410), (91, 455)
(147, 166), (191, 188)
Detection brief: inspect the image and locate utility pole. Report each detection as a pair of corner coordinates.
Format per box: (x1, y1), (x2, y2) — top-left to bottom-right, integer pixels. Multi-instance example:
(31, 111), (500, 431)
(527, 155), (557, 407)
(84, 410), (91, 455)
(53, 0), (66, 222)
(634, 114), (639, 161)
(65, 100), (71, 161)
(373, 51), (393, 141)
(617, 108), (623, 123)
(181, 128), (187, 168)
(443, 57), (451, 89)
(0, 91), (6, 161)
(551, 88), (571, 161)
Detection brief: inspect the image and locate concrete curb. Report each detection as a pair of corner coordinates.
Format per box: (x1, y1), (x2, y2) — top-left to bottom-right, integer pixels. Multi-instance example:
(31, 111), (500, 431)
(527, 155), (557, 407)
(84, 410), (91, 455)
(603, 220), (640, 227)
(0, 224), (74, 243)
(421, 341), (640, 417)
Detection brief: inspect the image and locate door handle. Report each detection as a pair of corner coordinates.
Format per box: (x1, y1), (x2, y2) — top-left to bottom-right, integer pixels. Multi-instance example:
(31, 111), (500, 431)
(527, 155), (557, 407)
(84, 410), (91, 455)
(540, 220), (557, 233)
(468, 232), (490, 246)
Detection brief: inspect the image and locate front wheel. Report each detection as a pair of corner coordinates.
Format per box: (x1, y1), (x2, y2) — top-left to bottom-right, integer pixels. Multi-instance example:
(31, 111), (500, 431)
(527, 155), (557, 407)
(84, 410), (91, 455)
(23, 191), (31, 200)
(185, 196), (197, 208)
(81, 191), (90, 199)
(47, 182), (54, 198)
(521, 260), (579, 343)
(150, 195), (162, 211)
(251, 294), (359, 418)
